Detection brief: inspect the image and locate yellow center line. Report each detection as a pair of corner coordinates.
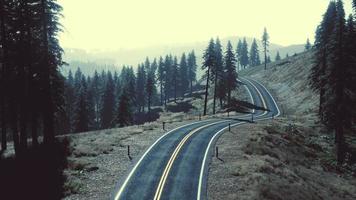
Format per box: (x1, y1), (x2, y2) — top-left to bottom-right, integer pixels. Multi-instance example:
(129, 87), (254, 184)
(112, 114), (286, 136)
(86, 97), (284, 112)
(153, 121), (226, 200)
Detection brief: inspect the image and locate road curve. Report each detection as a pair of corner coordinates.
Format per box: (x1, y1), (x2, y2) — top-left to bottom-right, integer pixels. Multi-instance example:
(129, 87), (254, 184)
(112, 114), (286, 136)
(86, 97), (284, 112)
(111, 77), (280, 200)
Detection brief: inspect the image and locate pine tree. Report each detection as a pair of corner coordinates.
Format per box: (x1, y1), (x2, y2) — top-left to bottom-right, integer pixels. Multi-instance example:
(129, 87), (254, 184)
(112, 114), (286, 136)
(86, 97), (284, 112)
(179, 53), (189, 98)
(157, 56), (165, 105)
(0, 0), (8, 150)
(322, 0), (348, 164)
(275, 51), (281, 61)
(163, 55), (173, 104)
(262, 27), (270, 70)
(172, 56), (179, 102)
(91, 70), (101, 129)
(310, 1), (337, 119)
(202, 39), (215, 115)
(64, 71), (76, 132)
(249, 38), (260, 67)
(267, 56), (271, 63)
(224, 41), (238, 105)
(74, 77), (89, 133)
(240, 38), (249, 69)
(236, 39), (243, 71)
(136, 64), (147, 112)
(0, 0), (64, 155)
(146, 58), (157, 113)
(40, 0), (64, 145)
(100, 71), (115, 129)
(117, 87), (133, 127)
(86, 77), (96, 130)
(211, 38), (224, 114)
(344, 14), (356, 129)
(305, 38), (312, 50)
(187, 51), (197, 95)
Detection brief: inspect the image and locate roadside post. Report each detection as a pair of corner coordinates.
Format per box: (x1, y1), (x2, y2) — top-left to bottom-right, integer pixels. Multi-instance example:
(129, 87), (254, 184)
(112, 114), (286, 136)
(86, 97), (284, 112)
(215, 146), (219, 158)
(128, 145), (132, 160)
(162, 122), (166, 130)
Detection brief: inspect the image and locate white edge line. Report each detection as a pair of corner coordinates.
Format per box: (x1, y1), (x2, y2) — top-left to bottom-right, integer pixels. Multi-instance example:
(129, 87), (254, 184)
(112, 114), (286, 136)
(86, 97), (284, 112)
(114, 119), (215, 200)
(237, 78), (255, 114)
(252, 79), (281, 117)
(197, 78), (279, 200)
(242, 78), (268, 115)
(196, 115), (276, 200)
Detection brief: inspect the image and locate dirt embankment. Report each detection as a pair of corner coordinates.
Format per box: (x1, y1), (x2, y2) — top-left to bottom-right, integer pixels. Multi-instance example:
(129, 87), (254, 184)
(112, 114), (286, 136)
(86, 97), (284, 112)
(208, 118), (356, 200)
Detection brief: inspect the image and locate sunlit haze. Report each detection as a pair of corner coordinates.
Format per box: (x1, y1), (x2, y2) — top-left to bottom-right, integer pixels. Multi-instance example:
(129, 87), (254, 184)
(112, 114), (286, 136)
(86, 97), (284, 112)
(59, 0), (354, 50)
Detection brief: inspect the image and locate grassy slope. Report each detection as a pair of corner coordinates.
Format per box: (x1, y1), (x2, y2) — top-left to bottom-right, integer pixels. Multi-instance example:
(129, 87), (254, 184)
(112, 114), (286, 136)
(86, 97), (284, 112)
(208, 51), (356, 200)
(240, 51), (318, 116)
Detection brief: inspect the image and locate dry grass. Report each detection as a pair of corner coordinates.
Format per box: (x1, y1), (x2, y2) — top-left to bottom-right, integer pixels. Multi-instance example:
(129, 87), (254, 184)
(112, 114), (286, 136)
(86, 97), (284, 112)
(208, 119), (356, 200)
(240, 51), (318, 117)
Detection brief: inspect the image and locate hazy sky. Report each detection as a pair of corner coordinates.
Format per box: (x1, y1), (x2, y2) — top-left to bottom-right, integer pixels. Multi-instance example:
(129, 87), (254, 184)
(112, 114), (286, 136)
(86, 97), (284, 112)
(58, 0), (354, 50)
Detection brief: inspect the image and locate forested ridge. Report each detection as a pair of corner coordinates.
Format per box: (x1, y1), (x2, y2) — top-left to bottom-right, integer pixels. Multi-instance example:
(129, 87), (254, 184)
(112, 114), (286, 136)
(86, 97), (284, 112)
(63, 51), (198, 133)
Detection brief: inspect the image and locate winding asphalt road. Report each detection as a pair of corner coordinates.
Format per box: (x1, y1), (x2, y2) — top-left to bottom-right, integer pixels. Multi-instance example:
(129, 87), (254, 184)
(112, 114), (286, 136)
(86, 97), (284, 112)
(111, 77), (280, 200)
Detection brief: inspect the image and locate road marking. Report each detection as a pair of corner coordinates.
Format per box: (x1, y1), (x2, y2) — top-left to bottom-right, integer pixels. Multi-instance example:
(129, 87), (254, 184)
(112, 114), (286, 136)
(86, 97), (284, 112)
(113, 119), (216, 200)
(251, 79), (281, 116)
(114, 77), (280, 200)
(197, 78), (279, 200)
(153, 120), (229, 200)
(241, 77), (268, 115)
(237, 78), (255, 114)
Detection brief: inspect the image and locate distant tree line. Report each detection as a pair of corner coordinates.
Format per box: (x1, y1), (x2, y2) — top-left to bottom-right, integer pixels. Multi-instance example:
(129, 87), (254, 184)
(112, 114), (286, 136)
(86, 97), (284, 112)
(63, 51), (197, 133)
(0, 0), (64, 156)
(309, 0), (356, 164)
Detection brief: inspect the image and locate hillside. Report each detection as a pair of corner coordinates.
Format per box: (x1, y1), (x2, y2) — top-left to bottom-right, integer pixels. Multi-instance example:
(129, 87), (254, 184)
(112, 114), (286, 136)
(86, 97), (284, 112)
(208, 51), (356, 200)
(240, 51), (318, 116)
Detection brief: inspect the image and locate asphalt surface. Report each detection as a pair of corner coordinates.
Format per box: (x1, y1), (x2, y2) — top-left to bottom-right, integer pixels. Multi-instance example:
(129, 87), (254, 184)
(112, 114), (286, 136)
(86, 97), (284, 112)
(112, 77), (280, 200)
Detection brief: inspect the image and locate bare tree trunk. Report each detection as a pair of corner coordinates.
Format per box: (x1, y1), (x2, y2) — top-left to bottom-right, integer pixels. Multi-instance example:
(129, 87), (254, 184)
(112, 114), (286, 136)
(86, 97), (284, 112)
(10, 104), (20, 156)
(160, 82), (163, 105)
(31, 110), (39, 147)
(264, 44), (267, 70)
(213, 73), (217, 115)
(41, 0), (55, 145)
(227, 89), (231, 106)
(0, 0), (7, 151)
(203, 68), (210, 116)
(190, 80), (193, 96)
(18, 1), (28, 151)
(336, 126), (346, 165)
(174, 78), (177, 102)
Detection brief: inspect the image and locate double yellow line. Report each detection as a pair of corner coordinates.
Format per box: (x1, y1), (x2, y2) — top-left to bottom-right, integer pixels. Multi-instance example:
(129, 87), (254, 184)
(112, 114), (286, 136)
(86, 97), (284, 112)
(153, 121), (225, 200)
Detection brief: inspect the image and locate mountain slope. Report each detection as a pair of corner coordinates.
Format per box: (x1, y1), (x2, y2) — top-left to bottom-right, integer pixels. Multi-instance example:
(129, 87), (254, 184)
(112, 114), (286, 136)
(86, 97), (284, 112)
(62, 36), (305, 76)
